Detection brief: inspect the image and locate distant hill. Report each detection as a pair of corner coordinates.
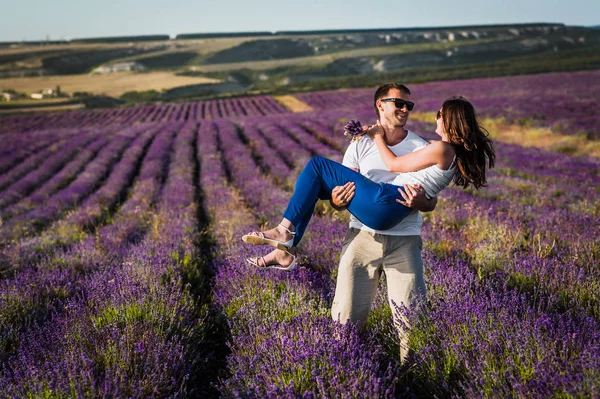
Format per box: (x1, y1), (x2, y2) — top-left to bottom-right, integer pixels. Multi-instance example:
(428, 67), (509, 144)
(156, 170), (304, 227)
(1, 22), (599, 102)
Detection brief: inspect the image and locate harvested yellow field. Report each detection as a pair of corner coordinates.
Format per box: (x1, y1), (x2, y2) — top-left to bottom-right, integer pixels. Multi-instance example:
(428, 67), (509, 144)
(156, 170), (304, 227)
(273, 95), (313, 112)
(0, 71), (221, 97)
(481, 117), (600, 158)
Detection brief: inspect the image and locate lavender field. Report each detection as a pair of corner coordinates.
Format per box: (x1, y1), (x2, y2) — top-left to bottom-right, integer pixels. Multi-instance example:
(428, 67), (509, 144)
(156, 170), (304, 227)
(0, 70), (599, 397)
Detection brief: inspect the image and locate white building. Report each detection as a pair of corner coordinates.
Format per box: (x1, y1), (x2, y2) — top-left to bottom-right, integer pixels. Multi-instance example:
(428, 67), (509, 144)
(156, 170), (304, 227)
(91, 62), (146, 74)
(1, 92), (16, 102)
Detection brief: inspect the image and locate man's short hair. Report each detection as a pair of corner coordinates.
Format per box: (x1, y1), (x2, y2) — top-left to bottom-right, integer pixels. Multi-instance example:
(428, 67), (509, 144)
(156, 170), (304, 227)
(374, 83), (411, 117)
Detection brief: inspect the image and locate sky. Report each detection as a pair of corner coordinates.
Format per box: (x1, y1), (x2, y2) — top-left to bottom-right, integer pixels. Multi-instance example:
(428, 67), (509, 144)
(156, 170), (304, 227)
(2, 0), (597, 42)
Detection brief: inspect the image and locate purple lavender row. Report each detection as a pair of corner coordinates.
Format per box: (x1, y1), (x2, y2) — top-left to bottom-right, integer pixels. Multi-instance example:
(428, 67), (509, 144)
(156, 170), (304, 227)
(0, 127), (87, 174)
(136, 104), (162, 124)
(296, 106), (378, 152)
(157, 121), (197, 210)
(0, 125), (161, 271)
(2, 136), (110, 218)
(202, 100), (217, 120)
(238, 96), (265, 117)
(0, 124), (176, 361)
(85, 123), (179, 253)
(197, 121), (395, 396)
(254, 95), (288, 114)
(66, 124), (161, 231)
(2, 122), (209, 396)
(0, 130), (97, 192)
(188, 101), (203, 120)
(273, 117), (343, 163)
(0, 135), (111, 212)
(229, 98), (247, 117)
(295, 117), (347, 153)
(254, 118), (313, 173)
(211, 99), (231, 119)
(215, 119), (295, 222)
(221, 98), (236, 118)
(0, 124), (162, 263)
(157, 103), (178, 123)
(237, 119), (293, 183)
(0, 127), (139, 243)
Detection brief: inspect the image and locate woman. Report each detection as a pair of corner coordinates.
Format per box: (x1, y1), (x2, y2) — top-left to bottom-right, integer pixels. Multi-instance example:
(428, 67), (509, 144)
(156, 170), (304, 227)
(243, 97), (495, 270)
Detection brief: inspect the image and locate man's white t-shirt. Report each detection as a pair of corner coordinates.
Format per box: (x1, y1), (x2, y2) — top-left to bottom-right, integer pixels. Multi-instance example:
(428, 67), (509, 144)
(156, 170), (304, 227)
(342, 130), (429, 236)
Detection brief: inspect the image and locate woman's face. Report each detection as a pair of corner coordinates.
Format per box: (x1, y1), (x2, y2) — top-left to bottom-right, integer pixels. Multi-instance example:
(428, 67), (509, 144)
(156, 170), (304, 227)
(435, 109), (446, 137)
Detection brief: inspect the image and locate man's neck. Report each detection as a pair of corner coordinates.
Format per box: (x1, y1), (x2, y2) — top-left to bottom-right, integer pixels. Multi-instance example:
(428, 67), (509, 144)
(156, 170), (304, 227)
(381, 124), (408, 146)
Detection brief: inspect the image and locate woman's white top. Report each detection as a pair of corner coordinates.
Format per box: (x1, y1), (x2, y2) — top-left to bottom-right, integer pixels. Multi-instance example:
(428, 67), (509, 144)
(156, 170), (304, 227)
(342, 131), (430, 236)
(390, 160), (457, 199)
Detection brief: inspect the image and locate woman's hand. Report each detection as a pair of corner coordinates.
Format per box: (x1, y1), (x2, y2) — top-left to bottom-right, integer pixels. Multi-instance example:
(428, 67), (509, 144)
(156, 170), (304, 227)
(347, 125), (369, 142)
(366, 121), (385, 140)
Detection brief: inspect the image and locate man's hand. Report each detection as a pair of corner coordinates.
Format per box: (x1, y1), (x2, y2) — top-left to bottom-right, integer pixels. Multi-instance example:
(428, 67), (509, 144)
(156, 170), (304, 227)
(396, 184), (437, 212)
(331, 182), (355, 210)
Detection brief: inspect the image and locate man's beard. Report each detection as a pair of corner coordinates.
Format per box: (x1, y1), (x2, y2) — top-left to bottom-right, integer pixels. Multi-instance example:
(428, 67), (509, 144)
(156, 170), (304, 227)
(391, 117), (407, 128)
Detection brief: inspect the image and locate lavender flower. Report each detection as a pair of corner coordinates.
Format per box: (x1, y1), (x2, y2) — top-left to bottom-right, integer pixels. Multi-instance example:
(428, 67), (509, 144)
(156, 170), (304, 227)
(343, 119), (363, 140)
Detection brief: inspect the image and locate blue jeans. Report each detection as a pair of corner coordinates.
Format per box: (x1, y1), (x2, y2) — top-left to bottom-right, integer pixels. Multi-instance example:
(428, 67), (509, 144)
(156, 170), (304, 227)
(283, 156), (410, 246)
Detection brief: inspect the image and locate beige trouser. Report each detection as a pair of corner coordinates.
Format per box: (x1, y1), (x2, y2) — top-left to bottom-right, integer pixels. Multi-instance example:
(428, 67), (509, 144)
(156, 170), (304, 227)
(331, 228), (426, 362)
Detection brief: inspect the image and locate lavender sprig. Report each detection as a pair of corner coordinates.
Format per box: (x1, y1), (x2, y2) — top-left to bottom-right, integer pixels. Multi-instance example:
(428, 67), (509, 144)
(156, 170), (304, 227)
(343, 119), (363, 140)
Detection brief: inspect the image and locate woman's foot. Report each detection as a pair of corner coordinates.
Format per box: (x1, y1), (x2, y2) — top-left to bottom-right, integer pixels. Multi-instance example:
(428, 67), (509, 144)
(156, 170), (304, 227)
(242, 224), (295, 250)
(247, 248), (297, 271)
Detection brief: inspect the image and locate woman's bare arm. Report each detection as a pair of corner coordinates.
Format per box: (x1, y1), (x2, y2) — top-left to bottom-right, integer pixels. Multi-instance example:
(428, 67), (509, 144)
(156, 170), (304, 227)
(373, 135), (446, 172)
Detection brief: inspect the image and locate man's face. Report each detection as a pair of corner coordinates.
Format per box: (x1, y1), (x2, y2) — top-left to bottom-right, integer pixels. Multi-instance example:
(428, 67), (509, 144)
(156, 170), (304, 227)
(377, 88), (411, 128)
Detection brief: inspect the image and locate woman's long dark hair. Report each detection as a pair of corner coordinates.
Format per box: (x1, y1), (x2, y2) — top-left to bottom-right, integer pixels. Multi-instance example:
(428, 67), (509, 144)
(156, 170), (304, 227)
(440, 97), (495, 189)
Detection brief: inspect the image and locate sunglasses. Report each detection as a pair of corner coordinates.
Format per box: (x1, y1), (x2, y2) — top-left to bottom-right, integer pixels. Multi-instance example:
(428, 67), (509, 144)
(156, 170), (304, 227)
(380, 98), (415, 111)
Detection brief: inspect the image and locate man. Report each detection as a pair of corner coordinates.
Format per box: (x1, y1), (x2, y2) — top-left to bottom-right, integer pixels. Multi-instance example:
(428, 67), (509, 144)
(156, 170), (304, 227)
(330, 83), (436, 362)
